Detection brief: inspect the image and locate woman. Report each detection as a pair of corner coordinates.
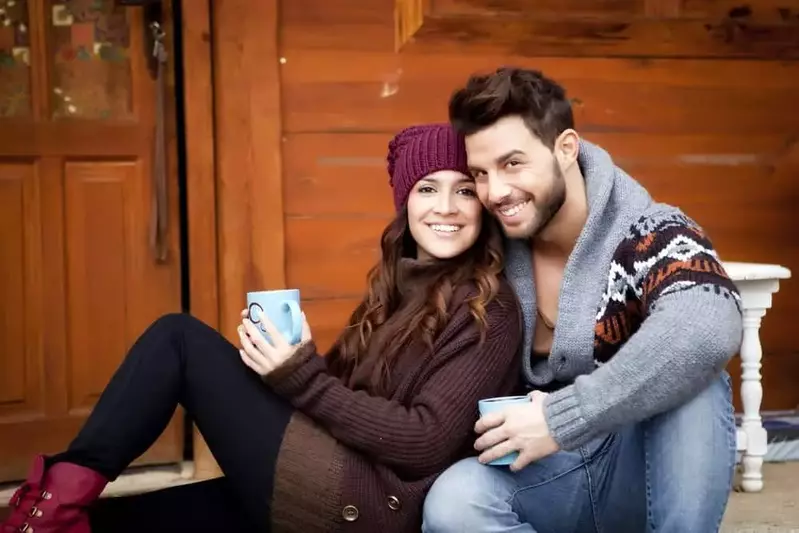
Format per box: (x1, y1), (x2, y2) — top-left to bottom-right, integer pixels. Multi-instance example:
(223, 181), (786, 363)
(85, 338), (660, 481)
(2, 124), (523, 533)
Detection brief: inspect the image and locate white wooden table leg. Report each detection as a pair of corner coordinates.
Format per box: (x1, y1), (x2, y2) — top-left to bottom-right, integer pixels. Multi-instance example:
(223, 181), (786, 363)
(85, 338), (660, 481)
(723, 262), (791, 495)
(739, 307), (767, 493)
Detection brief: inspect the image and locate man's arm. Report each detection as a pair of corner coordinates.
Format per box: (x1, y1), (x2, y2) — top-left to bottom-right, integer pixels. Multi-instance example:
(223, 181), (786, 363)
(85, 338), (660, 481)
(544, 211), (743, 451)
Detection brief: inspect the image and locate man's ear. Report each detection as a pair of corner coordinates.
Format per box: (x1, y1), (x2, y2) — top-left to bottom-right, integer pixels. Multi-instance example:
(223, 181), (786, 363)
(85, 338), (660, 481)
(554, 129), (580, 170)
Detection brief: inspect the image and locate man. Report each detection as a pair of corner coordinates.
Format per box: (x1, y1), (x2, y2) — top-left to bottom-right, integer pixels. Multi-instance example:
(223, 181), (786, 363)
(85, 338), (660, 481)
(422, 67), (743, 533)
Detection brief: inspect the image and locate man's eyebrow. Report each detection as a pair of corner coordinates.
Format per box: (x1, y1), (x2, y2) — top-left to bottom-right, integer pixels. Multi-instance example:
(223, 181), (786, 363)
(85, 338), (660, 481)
(469, 150), (526, 173)
(495, 150), (526, 164)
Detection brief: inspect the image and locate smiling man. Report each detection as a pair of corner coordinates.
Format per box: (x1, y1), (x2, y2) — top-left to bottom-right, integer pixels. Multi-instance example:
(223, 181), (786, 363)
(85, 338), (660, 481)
(422, 67), (744, 533)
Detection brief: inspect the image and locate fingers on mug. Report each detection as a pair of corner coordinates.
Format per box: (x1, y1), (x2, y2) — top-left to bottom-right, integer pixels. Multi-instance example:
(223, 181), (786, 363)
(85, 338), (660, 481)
(247, 300), (303, 345)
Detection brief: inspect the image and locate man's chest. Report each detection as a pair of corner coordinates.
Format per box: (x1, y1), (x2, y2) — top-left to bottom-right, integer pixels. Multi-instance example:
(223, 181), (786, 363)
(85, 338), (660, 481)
(531, 255), (643, 363)
(531, 256), (565, 354)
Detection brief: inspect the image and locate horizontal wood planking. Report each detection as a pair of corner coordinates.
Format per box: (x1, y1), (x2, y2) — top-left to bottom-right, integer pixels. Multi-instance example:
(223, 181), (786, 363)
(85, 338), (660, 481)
(281, 2), (799, 133)
(431, 0), (645, 17)
(285, 0), (799, 56)
(282, 1), (393, 51)
(302, 298), (361, 353)
(279, 0), (799, 409)
(680, 0), (799, 19)
(282, 131), (798, 345)
(285, 217), (385, 300)
(398, 0), (799, 58)
(435, 0), (799, 19)
(403, 17), (799, 59)
(280, 52), (798, 133)
(283, 133), (394, 217)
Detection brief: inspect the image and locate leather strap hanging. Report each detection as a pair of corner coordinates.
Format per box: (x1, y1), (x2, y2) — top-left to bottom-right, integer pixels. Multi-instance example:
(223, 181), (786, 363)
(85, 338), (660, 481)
(150, 21), (169, 263)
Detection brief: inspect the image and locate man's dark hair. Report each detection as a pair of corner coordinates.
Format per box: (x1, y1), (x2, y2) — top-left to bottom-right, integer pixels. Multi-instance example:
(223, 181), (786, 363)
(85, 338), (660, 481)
(448, 67), (575, 150)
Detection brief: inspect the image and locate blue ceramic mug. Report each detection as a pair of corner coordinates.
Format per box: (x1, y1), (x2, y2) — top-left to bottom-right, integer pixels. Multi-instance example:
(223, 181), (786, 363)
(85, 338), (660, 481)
(246, 289), (303, 345)
(477, 395), (531, 466)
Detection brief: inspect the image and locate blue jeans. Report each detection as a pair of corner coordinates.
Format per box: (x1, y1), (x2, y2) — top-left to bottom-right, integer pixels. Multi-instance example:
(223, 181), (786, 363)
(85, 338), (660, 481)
(422, 372), (737, 533)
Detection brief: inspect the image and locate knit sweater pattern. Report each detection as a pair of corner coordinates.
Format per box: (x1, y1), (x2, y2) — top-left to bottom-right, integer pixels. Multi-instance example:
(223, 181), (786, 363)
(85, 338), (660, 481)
(264, 263), (523, 533)
(505, 139), (744, 451)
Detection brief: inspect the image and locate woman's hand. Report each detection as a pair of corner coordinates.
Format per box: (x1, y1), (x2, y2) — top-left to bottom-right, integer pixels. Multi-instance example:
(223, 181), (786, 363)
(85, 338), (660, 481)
(237, 309), (312, 377)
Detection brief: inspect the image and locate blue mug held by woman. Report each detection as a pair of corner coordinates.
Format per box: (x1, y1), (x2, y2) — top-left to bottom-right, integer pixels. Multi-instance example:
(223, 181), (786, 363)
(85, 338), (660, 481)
(246, 289), (303, 345)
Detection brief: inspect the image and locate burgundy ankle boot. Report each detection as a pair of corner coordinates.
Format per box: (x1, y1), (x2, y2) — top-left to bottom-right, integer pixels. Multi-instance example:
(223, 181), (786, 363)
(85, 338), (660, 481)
(1, 455), (107, 533)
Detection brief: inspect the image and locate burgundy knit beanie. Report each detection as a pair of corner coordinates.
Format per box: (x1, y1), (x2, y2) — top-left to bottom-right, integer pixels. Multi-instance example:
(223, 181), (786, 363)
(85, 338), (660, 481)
(386, 123), (469, 212)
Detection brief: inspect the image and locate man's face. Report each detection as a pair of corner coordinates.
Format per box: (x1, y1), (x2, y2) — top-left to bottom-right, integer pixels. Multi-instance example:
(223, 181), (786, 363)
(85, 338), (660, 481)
(464, 116), (566, 239)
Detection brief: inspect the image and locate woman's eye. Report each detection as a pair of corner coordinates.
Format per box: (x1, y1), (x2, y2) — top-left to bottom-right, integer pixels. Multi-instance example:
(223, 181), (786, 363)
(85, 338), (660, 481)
(418, 186), (435, 194)
(458, 188), (477, 197)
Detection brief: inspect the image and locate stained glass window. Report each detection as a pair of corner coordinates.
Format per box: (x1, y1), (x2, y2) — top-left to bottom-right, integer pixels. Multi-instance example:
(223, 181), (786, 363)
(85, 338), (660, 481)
(0, 0), (31, 118)
(50, 0), (132, 119)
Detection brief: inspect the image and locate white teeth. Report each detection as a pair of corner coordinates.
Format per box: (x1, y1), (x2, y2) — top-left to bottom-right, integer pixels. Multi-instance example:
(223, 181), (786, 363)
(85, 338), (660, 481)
(429, 224), (461, 233)
(499, 201), (529, 217)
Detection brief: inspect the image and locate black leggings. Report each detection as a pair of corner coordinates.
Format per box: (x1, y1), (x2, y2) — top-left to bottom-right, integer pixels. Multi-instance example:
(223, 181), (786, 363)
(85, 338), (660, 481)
(54, 313), (294, 532)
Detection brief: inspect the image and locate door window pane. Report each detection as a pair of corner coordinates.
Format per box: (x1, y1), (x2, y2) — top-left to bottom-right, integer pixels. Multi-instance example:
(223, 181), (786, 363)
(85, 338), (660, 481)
(0, 0), (31, 118)
(50, 0), (132, 119)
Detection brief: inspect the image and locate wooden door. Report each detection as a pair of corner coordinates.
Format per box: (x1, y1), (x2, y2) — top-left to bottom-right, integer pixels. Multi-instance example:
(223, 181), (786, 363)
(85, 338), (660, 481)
(0, 0), (183, 482)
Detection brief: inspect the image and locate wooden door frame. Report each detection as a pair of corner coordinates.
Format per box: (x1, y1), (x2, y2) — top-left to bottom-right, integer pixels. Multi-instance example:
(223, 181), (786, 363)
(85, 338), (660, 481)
(179, 0), (284, 479)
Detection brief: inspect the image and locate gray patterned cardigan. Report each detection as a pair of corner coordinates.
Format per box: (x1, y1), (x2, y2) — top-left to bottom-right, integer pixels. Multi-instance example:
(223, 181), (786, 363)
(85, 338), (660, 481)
(505, 139), (743, 451)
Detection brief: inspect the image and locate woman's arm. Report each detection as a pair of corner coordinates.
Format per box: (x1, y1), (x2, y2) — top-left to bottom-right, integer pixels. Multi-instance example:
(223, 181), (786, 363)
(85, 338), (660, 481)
(264, 285), (522, 478)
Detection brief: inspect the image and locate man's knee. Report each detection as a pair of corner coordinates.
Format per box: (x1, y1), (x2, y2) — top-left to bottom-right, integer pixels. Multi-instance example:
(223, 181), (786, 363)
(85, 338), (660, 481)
(422, 458), (510, 533)
(644, 372), (736, 528)
(651, 371), (735, 450)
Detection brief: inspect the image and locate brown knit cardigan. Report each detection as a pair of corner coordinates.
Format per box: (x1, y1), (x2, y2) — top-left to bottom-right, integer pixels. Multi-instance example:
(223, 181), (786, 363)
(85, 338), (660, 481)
(263, 267), (523, 533)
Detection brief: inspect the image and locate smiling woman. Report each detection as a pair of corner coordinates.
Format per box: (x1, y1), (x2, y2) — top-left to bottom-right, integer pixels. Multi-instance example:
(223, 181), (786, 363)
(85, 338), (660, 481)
(407, 170), (482, 261)
(1, 123), (522, 533)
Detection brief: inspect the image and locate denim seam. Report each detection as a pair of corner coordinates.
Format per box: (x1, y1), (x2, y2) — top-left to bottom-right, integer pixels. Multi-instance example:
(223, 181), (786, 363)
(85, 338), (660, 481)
(644, 372), (738, 533)
(643, 426), (655, 532)
(579, 446), (603, 533)
(507, 434), (617, 518)
(712, 373), (738, 533)
(506, 460), (588, 504)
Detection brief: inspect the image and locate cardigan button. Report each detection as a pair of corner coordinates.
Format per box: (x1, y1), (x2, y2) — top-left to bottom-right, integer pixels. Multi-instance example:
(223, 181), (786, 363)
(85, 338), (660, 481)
(342, 505), (359, 522)
(387, 495), (401, 511)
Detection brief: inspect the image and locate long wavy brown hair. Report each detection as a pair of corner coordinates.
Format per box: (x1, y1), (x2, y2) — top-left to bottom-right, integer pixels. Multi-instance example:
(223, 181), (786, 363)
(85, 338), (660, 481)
(326, 208), (505, 396)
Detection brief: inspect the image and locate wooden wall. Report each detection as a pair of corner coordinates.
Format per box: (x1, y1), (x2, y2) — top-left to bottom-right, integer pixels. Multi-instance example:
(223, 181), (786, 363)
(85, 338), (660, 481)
(275, 0), (799, 411)
(204, 0), (798, 424)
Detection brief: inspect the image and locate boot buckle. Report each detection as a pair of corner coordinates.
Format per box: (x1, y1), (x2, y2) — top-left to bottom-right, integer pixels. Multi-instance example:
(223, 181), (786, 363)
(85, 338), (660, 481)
(28, 505), (42, 517)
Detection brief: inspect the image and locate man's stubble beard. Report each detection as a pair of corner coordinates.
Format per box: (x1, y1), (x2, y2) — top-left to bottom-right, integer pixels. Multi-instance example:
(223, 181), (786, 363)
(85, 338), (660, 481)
(516, 161), (567, 240)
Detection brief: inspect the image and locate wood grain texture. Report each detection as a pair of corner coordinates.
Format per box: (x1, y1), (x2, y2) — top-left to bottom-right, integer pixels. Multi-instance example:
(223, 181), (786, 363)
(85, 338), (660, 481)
(0, 3), (184, 482)
(303, 298), (362, 354)
(396, 0), (799, 58)
(213, 0), (285, 339)
(182, 0), (218, 330)
(180, 0), (221, 481)
(274, 0), (799, 411)
(193, 0), (286, 481)
(281, 52), (797, 134)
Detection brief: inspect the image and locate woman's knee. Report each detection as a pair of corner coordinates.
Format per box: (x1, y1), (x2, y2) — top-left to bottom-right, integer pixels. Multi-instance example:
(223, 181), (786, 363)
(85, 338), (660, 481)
(137, 313), (220, 356)
(143, 313), (221, 346)
(422, 458), (515, 532)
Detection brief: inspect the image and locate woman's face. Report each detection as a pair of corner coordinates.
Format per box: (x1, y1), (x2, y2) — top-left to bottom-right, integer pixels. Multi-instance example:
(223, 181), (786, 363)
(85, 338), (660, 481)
(406, 170), (482, 260)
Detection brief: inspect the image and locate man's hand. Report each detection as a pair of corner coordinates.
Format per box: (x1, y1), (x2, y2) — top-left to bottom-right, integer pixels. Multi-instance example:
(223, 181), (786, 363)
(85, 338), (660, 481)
(474, 391), (560, 472)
